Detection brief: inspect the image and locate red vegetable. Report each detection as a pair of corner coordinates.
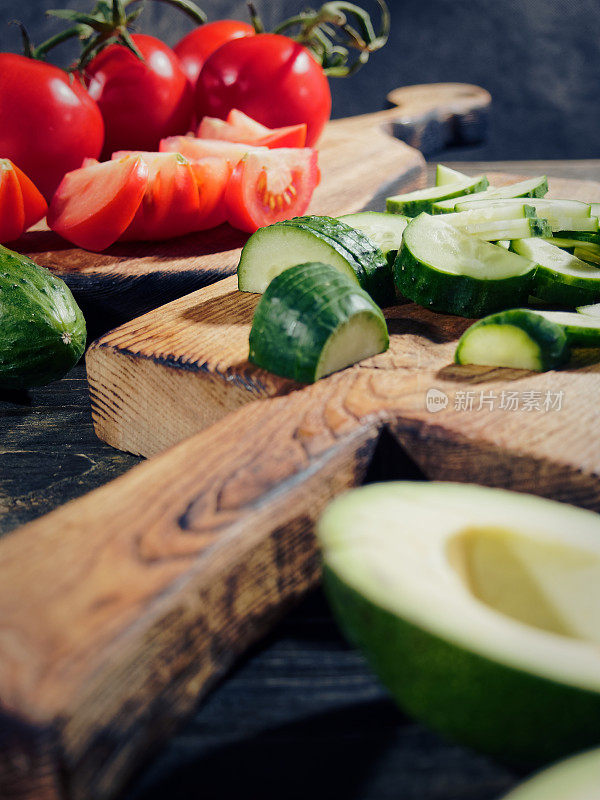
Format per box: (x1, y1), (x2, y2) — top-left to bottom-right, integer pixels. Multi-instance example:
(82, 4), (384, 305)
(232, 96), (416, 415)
(48, 156), (149, 251)
(174, 19), (254, 87)
(85, 34), (194, 158)
(0, 54), (104, 200)
(225, 148), (320, 232)
(197, 109), (307, 148)
(12, 163), (48, 230)
(195, 34), (331, 147)
(0, 159), (48, 243)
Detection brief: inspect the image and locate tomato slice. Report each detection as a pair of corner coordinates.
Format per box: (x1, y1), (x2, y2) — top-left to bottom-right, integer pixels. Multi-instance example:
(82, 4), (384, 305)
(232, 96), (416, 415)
(254, 125), (307, 148)
(47, 156), (148, 251)
(190, 157), (232, 229)
(197, 111), (307, 149)
(224, 148), (319, 232)
(226, 109), (270, 136)
(11, 163), (47, 229)
(160, 136), (265, 164)
(0, 160), (25, 242)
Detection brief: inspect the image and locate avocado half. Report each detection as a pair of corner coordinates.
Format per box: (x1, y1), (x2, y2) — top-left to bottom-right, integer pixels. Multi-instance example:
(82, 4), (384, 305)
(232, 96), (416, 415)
(318, 482), (600, 767)
(501, 747), (600, 799)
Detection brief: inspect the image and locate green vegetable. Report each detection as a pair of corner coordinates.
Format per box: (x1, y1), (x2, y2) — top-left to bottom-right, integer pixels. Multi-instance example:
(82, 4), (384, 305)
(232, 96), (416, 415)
(0, 245), (86, 390)
(339, 211), (409, 267)
(394, 214), (536, 317)
(319, 481), (600, 766)
(386, 174), (489, 216)
(528, 309), (600, 347)
(451, 217), (551, 242)
(500, 748), (600, 800)
(455, 309), (569, 371)
(248, 262), (389, 383)
(435, 164), (470, 185)
(432, 175), (549, 213)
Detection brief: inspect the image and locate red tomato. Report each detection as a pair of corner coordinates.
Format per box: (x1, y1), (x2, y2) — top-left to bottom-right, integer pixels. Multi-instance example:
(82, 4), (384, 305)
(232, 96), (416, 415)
(190, 157), (232, 229)
(174, 20), (255, 87)
(225, 148), (319, 232)
(195, 34), (331, 146)
(86, 34), (194, 159)
(0, 160), (25, 243)
(0, 54), (104, 200)
(47, 156), (149, 251)
(12, 163), (47, 229)
(160, 136), (265, 164)
(111, 152), (201, 240)
(197, 110), (307, 148)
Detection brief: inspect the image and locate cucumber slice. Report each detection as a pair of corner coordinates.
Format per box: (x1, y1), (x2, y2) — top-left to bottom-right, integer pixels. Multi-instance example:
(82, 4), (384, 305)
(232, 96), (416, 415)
(340, 212), (409, 266)
(433, 176), (549, 213)
(238, 216), (392, 305)
(455, 197), (591, 220)
(591, 203), (600, 218)
(435, 164), (470, 186)
(395, 214), (536, 317)
(248, 262), (389, 383)
(511, 238), (600, 306)
(455, 309), (569, 371)
(443, 204), (537, 226)
(319, 481), (600, 765)
(500, 748), (600, 800)
(453, 217), (551, 242)
(528, 309), (600, 347)
(386, 175), (488, 217)
(576, 302), (600, 317)
(496, 240), (511, 249)
(556, 228), (600, 244)
(545, 238), (600, 267)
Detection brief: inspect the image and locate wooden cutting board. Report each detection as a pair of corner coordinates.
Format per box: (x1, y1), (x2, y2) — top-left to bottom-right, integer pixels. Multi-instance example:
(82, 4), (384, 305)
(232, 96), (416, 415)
(11, 83), (490, 322)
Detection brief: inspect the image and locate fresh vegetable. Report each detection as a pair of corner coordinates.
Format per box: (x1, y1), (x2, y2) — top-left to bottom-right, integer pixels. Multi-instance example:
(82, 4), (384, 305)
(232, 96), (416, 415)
(197, 110), (307, 149)
(576, 302), (600, 317)
(48, 156), (149, 251)
(85, 34), (194, 158)
(238, 215), (391, 304)
(454, 197), (596, 233)
(174, 20), (255, 86)
(160, 136), (265, 163)
(0, 54), (104, 200)
(435, 164), (470, 185)
(500, 748), (600, 800)
(433, 176), (549, 213)
(0, 159), (48, 243)
(0, 245), (86, 389)
(455, 309), (569, 371)
(224, 148), (320, 232)
(339, 212), (409, 266)
(248, 262), (388, 382)
(527, 310), (600, 347)
(395, 214), (536, 316)
(447, 216), (552, 242)
(511, 238), (600, 306)
(319, 481), (600, 766)
(547, 238), (600, 262)
(386, 175), (489, 216)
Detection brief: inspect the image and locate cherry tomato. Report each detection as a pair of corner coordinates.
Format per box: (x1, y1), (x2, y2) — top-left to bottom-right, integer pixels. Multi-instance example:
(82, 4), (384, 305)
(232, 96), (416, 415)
(0, 160), (25, 243)
(48, 156), (149, 251)
(195, 34), (331, 147)
(225, 148), (319, 232)
(111, 152), (201, 240)
(85, 34), (194, 158)
(174, 20), (255, 87)
(0, 54), (104, 201)
(197, 110), (307, 148)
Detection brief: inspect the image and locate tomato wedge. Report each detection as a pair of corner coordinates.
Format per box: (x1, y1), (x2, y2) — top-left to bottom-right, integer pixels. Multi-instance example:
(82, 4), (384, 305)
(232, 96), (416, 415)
(225, 148), (319, 232)
(11, 163), (47, 229)
(197, 110), (307, 149)
(47, 156), (148, 251)
(111, 152), (200, 241)
(226, 109), (269, 136)
(0, 160), (25, 242)
(160, 136), (265, 164)
(190, 157), (232, 229)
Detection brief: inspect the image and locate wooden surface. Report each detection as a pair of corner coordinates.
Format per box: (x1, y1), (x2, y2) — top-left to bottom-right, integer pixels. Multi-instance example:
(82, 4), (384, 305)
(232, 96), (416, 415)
(1, 161), (598, 800)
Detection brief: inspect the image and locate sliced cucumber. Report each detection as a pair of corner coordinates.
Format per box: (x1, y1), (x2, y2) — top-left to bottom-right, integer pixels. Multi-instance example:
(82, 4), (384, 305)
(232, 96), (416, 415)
(496, 240), (511, 249)
(340, 212), (409, 267)
(576, 302), (600, 317)
(433, 176), (549, 213)
(455, 309), (569, 371)
(395, 214), (536, 317)
(435, 164), (470, 186)
(443, 204), (536, 226)
(545, 238), (600, 268)
(386, 175), (488, 217)
(500, 748), (600, 800)
(528, 309), (600, 347)
(556, 229), (600, 244)
(248, 262), (389, 383)
(591, 203), (600, 218)
(575, 246), (600, 265)
(453, 217), (551, 242)
(238, 216), (392, 305)
(511, 238), (600, 306)
(455, 197), (591, 220)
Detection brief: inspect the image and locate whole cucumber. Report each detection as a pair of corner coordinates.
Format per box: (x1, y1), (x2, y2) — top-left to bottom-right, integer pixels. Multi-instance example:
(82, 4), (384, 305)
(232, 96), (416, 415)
(0, 245), (86, 390)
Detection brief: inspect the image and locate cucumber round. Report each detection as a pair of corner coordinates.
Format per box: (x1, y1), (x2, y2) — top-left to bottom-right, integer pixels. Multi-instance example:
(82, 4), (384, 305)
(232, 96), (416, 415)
(500, 748), (600, 800)
(386, 174), (489, 217)
(455, 309), (569, 371)
(511, 238), (600, 306)
(394, 214), (536, 317)
(248, 262), (389, 383)
(339, 212), (409, 267)
(529, 310), (600, 347)
(319, 481), (600, 766)
(0, 246), (86, 390)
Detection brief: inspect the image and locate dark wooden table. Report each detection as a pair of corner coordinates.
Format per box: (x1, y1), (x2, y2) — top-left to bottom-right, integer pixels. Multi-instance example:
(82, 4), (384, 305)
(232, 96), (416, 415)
(2, 161), (598, 800)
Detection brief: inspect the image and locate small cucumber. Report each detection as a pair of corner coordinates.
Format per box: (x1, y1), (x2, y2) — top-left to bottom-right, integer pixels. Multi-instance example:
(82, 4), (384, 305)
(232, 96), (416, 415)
(435, 164), (470, 186)
(511, 237), (600, 307)
(433, 176), (549, 213)
(455, 309), (569, 372)
(395, 214), (536, 317)
(0, 245), (86, 390)
(339, 212), (409, 267)
(248, 262), (389, 383)
(386, 175), (489, 217)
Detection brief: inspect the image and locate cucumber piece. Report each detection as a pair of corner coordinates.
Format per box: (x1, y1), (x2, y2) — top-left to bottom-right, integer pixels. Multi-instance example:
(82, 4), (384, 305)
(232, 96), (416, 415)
(454, 217), (552, 242)
(511, 238), (600, 306)
(339, 212), (409, 267)
(455, 309), (569, 371)
(238, 216), (392, 305)
(248, 262), (389, 383)
(557, 229), (600, 244)
(433, 176), (549, 213)
(576, 302), (600, 317)
(553, 218), (599, 235)
(386, 175), (489, 217)
(0, 245), (86, 390)
(319, 481), (600, 765)
(395, 214), (536, 317)
(496, 240), (511, 249)
(500, 748), (600, 800)
(528, 309), (600, 347)
(591, 203), (600, 218)
(574, 246), (600, 265)
(443, 204), (537, 226)
(455, 197), (591, 220)
(545, 238), (600, 265)
(435, 164), (470, 186)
